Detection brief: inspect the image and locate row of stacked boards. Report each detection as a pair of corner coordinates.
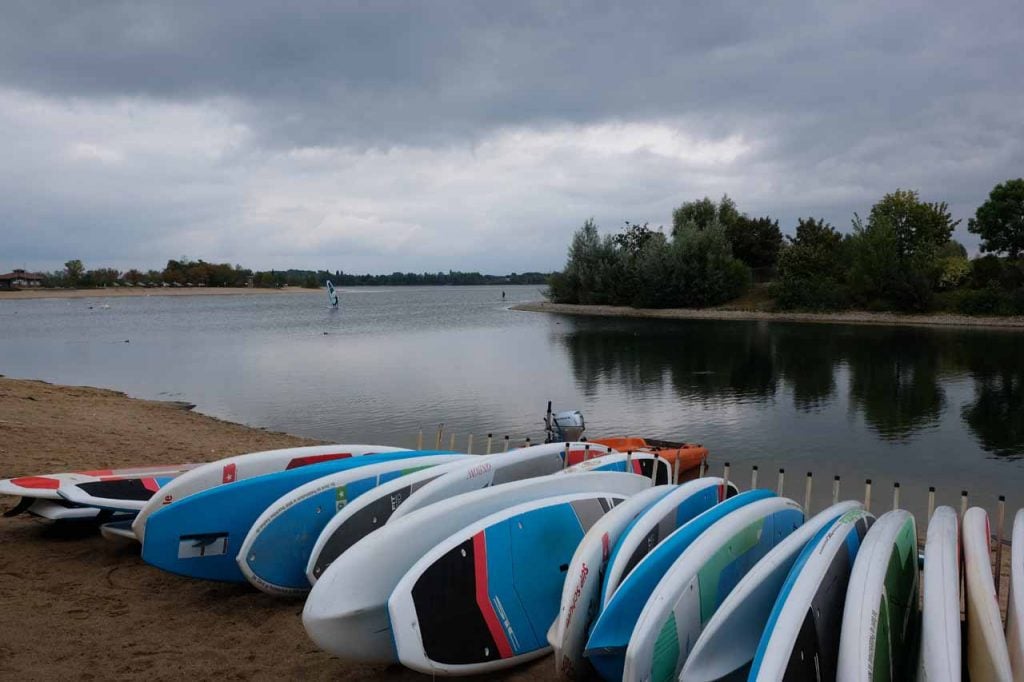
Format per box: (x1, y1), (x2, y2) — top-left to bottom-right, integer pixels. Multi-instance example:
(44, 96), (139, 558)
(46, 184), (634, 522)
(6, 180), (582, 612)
(1, 443), (1021, 680)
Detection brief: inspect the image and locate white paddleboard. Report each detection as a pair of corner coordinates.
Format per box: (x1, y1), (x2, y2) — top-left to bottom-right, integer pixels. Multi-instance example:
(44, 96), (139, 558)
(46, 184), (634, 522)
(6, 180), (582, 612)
(682, 501), (862, 681)
(302, 471), (651, 665)
(389, 442), (614, 521)
(601, 477), (736, 608)
(837, 509), (919, 682)
(130, 444), (405, 542)
(306, 457), (475, 584)
(963, 506), (1012, 681)
(0, 463), (196, 502)
(1007, 509), (1024, 682)
(550, 485), (675, 679)
(917, 505), (961, 682)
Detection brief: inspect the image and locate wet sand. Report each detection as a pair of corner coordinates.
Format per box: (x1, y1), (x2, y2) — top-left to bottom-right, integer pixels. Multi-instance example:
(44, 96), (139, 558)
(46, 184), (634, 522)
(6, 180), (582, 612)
(0, 377), (549, 681)
(512, 301), (1024, 330)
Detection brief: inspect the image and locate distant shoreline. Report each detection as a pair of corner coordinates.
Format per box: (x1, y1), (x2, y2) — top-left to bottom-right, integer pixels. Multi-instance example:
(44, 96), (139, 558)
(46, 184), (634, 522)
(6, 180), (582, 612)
(512, 300), (1024, 330)
(0, 286), (314, 300)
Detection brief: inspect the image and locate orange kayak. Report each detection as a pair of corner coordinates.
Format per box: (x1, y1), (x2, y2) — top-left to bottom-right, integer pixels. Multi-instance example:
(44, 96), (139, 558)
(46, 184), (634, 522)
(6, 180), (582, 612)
(590, 436), (709, 480)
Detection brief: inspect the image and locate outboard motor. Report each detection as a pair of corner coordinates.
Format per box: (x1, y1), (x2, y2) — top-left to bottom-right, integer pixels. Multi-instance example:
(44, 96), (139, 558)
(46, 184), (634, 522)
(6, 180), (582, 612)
(544, 401), (586, 443)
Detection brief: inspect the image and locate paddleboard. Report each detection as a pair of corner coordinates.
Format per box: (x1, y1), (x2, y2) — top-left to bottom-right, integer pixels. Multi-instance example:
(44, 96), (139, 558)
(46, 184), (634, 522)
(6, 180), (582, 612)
(0, 463), (197, 511)
(389, 442), (614, 521)
(551, 485), (677, 680)
(389, 491), (631, 676)
(307, 458), (478, 584)
(302, 471), (652, 665)
(682, 501), (862, 682)
(560, 452), (670, 484)
(962, 506), (1012, 681)
(238, 454), (470, 595)
(917, 505), (961, 682)
(624, 497), (804, 682)
(601, 477), (738, 609)
(141, 450), (450, 582)
(131, 444), (405, 542)
(585, 489), (774, 681)
(1007, 508), (1024, 682)
(837, 509), (919, 682)
(748, 508), (874, 682)
(100, 519), (138, 542)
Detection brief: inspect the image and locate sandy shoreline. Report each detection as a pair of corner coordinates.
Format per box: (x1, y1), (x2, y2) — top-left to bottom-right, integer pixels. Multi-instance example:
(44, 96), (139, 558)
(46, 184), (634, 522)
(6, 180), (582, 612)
(512, 300), (1024, 330)
(0, 286), (315, 300)
(0, 377), (546, 681)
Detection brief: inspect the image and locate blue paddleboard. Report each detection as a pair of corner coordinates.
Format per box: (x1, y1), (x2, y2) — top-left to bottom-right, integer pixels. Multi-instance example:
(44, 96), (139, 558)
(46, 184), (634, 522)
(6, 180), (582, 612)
(141, 450), (454, 582)
(585, 488), (775, 681)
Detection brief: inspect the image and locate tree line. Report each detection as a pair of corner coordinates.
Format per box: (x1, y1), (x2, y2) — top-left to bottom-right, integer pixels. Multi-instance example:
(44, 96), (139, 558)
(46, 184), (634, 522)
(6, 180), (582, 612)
(548, 178), (1024, 315)
(38, 259), (551, 289)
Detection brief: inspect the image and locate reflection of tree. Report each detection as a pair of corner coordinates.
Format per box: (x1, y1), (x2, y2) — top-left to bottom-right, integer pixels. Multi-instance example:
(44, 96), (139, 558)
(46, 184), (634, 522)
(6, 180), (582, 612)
(557, 318), (777, 404)
(845, 329), (945, 440)
(959, 333), (1024, 458)
(772, 325), (842, 411)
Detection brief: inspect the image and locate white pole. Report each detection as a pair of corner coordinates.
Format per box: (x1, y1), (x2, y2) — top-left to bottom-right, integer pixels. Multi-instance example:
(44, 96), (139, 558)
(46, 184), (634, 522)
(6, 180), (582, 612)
(996, 495), (1006, 598)
(927, 486), (935, 523)
(832, 475), (840, 505)
(960, 490), (968, 520)
(777, 469), (785, 496)
(416, 428), (423, 450)
(486, 433), (493, 455)
(467, 434), (474, 454)
(803, 472), (813, 515)
(892, 482), (900, 511)
(723, 462), (731, 491)
(503, 435), (509, 453)
(750, 465), (759, 490)
(864, 479), (872, 514)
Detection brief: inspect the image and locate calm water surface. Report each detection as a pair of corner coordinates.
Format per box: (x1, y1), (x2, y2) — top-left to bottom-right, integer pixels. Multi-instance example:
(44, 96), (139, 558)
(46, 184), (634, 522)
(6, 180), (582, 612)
(1, 285), (1022, 516)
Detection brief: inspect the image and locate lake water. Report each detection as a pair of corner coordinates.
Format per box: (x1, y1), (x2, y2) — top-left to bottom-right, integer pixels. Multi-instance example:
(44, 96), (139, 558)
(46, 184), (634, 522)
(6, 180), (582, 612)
(1, 285), (1022, 518)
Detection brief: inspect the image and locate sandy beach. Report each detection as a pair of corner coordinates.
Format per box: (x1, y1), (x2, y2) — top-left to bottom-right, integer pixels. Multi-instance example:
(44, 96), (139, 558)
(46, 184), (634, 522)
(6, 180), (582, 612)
(0, 287), (314, 301)
(0, 377), (549, 681)
(512, 300), (1024, 330)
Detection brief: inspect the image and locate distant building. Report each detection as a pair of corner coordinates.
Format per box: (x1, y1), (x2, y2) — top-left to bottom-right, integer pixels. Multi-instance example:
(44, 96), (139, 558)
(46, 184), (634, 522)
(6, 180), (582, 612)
(0, 269), (44, 290)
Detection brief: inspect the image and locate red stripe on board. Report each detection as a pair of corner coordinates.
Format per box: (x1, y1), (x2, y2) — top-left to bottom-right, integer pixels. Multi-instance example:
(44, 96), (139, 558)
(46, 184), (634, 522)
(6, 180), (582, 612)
(10, 476), (61, 490)
(718, 482), (726, 501)
(473, 532), (513, 659)
(222, 463), (237, 484)
(142, 477), (161, 493)
(631, 459), (642, 475)
(285, 453), (352, 469)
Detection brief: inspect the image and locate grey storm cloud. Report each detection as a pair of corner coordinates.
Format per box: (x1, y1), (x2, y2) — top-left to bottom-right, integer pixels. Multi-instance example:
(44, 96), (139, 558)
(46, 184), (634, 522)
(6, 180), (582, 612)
(1, 1), (1022, 272)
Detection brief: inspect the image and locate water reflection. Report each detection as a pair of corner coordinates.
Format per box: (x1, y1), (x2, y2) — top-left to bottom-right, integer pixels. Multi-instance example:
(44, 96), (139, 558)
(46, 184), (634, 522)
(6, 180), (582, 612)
(556, 317), (1024, 457)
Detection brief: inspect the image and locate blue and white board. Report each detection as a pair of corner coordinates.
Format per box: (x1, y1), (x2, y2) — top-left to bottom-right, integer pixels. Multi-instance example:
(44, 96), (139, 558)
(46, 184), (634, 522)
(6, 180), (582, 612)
(551, 485), (676, 680)
(389, 442), (614, 521)
(389, 492), (629, 676)
(303, 471), (652, 665)
(748, 508), (874, 681)
(238, 454), (470, 595)
(683, 501), (862, 682)
(131, 444), (405, 542)
(601, 477), (738, 609)
(307, 458), (477, 584)
(917, 506), (960, 682)
(624, 497), (804, 682)
(585, 489), (774, 682)
(141, 450), (452, 583)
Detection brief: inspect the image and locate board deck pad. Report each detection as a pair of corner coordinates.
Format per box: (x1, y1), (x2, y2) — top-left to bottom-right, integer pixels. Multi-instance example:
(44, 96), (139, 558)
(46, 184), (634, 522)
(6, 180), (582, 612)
(404, 496), (616, 669)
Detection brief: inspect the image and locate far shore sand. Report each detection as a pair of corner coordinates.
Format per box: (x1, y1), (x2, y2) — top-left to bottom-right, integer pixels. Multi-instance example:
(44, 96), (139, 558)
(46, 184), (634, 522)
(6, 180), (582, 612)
(0, 377), (549, 681)
(513, 300), (1024, 330)
(0, 286), (316, 300)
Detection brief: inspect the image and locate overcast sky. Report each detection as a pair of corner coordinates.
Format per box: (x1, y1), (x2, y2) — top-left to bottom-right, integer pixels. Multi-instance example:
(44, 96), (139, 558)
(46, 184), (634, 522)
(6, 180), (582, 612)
(2, 1), (1021, 275)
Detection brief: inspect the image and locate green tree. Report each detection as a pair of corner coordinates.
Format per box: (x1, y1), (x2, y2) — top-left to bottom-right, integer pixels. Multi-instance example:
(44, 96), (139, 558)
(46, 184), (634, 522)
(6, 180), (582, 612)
(969, 178), (1024, 258)
(775, 218), (850, 310)
(64, 259), (84, 286)
(662, 222), (750, 308)
(727, 215), (783, 269)
(671, 195), (739, 236)
(848, 190), (960, 311)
